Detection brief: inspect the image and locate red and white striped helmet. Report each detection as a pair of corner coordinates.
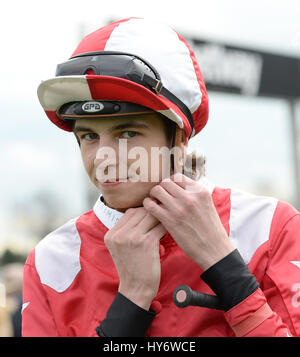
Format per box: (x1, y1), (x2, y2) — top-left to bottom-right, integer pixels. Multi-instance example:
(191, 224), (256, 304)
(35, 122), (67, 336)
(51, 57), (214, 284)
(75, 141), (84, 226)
(37, 17), (209, 139)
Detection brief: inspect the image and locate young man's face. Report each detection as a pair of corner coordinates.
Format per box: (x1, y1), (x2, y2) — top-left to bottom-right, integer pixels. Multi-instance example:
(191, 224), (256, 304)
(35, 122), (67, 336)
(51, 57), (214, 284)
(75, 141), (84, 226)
(74, 113), (176, 211)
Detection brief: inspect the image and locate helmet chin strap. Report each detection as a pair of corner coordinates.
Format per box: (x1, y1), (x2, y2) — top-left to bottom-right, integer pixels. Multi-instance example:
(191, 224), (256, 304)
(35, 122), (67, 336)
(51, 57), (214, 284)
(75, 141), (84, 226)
(173, 126), (186, 175)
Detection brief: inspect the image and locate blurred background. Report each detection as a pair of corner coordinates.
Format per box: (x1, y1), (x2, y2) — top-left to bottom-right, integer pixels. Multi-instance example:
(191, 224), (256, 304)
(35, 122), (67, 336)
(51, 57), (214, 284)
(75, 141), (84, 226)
(0, 0), (299, 336)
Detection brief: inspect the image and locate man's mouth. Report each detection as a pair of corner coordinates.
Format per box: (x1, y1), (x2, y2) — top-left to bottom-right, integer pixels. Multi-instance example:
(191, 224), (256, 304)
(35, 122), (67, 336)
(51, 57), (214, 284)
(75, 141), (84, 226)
(99, 177), (128, 183)
(97, 177), (129, 186)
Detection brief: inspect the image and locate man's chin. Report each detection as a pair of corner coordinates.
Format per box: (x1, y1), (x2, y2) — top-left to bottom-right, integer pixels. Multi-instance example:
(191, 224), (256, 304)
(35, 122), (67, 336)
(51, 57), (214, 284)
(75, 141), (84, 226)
(100, 184), (153, 211)
(103, 196), (144, 212)
(93, 177), (160, 211)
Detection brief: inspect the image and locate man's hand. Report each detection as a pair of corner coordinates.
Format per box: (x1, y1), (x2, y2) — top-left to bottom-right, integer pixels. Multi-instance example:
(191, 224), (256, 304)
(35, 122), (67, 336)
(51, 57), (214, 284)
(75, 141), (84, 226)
(143, 173), (235, 271)
(104, 207), (166, 310)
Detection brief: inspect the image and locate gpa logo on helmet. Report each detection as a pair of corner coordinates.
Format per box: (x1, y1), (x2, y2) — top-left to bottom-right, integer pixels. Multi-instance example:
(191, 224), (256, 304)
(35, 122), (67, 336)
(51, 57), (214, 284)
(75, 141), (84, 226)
(82, 101), (104, 113)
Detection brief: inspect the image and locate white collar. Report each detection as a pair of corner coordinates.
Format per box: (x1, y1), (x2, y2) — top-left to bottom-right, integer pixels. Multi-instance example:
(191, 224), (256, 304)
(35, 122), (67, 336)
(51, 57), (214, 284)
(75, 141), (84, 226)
(93, 176), (215, 230)
(93, 196), (124, 230)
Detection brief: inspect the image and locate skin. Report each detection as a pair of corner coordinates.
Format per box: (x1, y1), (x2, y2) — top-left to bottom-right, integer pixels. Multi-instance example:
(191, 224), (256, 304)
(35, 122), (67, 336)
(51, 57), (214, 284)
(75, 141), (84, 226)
(74, 113), (235, 310)
(74, 113), (176, 211)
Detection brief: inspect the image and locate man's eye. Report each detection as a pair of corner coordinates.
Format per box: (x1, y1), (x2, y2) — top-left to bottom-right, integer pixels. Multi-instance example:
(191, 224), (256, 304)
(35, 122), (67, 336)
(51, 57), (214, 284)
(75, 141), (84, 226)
(82, 133), (99, 141)
(120, 131), (137, 139)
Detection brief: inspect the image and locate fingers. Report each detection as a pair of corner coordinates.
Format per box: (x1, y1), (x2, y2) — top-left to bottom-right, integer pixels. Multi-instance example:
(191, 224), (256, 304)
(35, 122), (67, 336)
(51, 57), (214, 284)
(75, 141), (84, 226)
(147, 223), (167, 241)
(138, 210), (160, 232)
(113, 205), (162, 236)
(170, 173), (206, 195)
(148, 174), (196, 215)
(149, 174), (189, 206)
(171, 172), (197, 190)
(116, 206), (148, 229)
(143, 197), (169, 225)
(159, 178), (185, 198)
(149, 183), (175, 205)
(152, 173), (201, 202)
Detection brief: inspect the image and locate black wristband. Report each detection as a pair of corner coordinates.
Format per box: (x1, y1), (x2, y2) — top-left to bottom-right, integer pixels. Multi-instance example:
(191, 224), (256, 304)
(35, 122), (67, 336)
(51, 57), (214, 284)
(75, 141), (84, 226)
(200, 249), (259, 311)
(96, 292), (156, 337)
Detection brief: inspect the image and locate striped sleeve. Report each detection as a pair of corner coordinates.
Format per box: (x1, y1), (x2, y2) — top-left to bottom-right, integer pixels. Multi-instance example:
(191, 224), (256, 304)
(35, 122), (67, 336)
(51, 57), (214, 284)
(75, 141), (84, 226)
(224, 201), (300, 337)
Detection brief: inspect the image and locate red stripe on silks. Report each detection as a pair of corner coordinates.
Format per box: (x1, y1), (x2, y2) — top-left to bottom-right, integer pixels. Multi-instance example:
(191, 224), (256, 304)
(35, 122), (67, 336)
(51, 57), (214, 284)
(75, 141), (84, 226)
(86, 75), (192, 138)
(176, 32), (209, 136)
(86, 75), (168, 110)
(71, 18), (136, 57)
(212, 187), (232, 236)
(196, 81), (209, 134)
(45, 110), (73, 132)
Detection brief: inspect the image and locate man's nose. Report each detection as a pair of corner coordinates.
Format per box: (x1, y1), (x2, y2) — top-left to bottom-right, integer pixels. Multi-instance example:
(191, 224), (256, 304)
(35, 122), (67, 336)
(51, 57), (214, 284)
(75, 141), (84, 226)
(93, 136), (118, 167)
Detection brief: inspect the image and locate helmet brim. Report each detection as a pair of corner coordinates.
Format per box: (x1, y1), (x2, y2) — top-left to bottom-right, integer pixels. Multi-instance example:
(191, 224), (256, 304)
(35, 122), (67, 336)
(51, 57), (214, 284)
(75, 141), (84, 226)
(37, 75), (192, 136)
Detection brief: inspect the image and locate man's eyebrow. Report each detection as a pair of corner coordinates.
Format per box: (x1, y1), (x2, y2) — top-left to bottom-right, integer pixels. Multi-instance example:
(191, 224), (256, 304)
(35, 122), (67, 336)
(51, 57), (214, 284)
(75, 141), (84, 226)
(73, 121), (151, 133)
(109, 121), (150, 131)
(73, 126), (94, 133)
